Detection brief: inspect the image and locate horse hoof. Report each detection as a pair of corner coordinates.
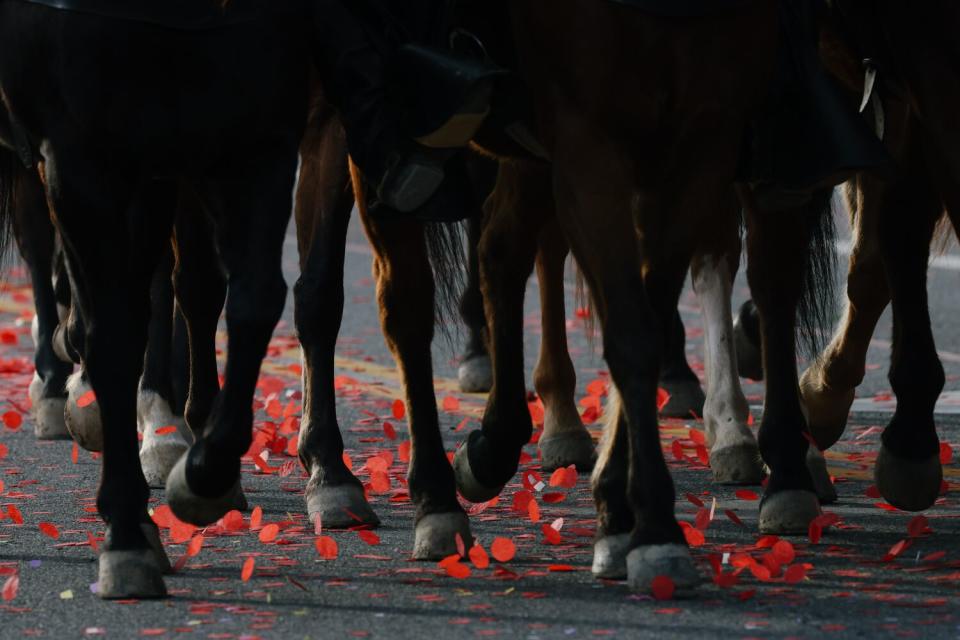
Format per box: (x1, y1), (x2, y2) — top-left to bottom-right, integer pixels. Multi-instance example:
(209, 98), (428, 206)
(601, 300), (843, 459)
(592, 533), (630, 579)
(452, 442), (504, 503)
(165, 454), (246, 526)
(626, 544), (700, 596)
(65, 371), (102, 452)
(97, 550), (167, 600)
(659, 378), (706, 419)
(806, 447), (837, 504)
(306, 482), (380, 529)
(733, 302), (763, 381)
(875, 444), (942, 512)
(29, 376), (70, 440)
(140, 522), (172, 574)
(412, 511), (472, 560)
(138, 392), (192, 488)
(457, 354), (492, 393)
(539, 431), (596, 472)
(758, 490), (821, 535)
(799, 366), (853, 451)
(710, 443), (765, 485)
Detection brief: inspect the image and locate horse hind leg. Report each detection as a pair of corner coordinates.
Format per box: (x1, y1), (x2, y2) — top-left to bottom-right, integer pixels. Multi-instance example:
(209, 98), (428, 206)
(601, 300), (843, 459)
(457, 215), (493, 393)
(166, 150), (299, 526)
(360, 184), (470, 560)
(658, 310), (706, 419)
(800, 179), (889, 451)
(137, 243), (191, 488)
(12, 163), (72, 439)
(452, 161), (551, 500)
(533, 217), (596, 471)
(294, 109), (377, 529)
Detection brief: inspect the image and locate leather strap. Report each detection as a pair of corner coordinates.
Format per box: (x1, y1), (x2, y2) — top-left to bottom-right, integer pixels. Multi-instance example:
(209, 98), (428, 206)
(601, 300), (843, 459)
(604, 0), (758, 19)
(14, 0), (268, 30)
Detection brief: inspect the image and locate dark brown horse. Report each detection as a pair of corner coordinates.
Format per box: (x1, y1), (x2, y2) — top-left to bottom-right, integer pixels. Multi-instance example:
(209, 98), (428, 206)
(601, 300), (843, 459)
(799, 1), (960, 512)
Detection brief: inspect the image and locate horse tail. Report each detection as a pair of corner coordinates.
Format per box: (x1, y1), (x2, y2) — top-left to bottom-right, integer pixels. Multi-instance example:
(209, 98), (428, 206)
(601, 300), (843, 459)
(796, 187), (840, 358)
(0, 146), (17, 267)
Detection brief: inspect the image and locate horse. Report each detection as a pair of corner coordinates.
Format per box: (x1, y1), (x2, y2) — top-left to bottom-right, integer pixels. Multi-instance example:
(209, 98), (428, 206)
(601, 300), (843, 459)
(0, 0), (310, 598)
(797, 1), (960, 512)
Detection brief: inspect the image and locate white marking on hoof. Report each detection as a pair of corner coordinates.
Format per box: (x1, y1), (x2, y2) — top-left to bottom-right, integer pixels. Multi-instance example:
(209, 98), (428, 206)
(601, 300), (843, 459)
(412, 511), (472, 561)
(140, 522), (172, 574)
(65, 371), (102, 452)
(659, 379), (705, 419)
(97, 550), (167, 600)
(29, 373), (70, 440)
(138, 390), (192, 488)
(165, 453), (246, 527)
(806, 446), (838, 504)
(452, 443), (503, 503)
(626, 543), (700, 595)
(592, 533), (630, 579)
(758, 490), (821, 535)
(539, 430), (596, 472)
(799, 366), (854, 451)
(457, 354), (492, 393)
(875, 444), (942, 512)
(305, 482), (380, 529)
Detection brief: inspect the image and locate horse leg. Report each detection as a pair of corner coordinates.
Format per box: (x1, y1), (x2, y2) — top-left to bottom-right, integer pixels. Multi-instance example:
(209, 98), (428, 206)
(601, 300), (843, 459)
(744, 190), (828, 534)
(690, 198), (764, 485)
(294, 102), (378, 528)
(360, 186), (471, 559)
(137, 243), (191, 488)
(48, 160), (173, 598)
(533, 217), (596, 471)
(457, 215), (493, 393)
(166, 150), (299, 525)
(172, 191), (226, 446)
(658, 310), (706, 419)
(800, 179), (889, 450)
(12, 164), (72, 439)
(452, 161), (549, 500)
(873, 141), (944, 512)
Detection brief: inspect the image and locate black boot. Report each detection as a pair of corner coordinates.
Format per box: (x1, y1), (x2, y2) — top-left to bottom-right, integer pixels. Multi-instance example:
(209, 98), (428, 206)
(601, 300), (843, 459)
(744, 0), (891, 207)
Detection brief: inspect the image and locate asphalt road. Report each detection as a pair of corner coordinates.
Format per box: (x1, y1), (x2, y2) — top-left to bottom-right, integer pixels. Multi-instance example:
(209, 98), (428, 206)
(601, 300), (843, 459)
(0, 204), (958, 639)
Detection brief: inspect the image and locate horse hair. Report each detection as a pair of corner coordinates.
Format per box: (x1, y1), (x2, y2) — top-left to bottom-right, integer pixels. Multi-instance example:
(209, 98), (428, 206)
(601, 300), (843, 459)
(795, 186), (839, 359)
(424, 219), (467, 349)
(0, 147), (16, 269)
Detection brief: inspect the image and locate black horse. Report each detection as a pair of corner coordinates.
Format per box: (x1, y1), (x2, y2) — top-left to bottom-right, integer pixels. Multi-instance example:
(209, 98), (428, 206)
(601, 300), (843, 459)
(0, 1), (310, 598)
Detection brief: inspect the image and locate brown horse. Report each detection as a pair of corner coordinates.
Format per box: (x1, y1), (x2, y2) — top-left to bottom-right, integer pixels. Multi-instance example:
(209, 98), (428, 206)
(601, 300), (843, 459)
(800, 2), (960, 512)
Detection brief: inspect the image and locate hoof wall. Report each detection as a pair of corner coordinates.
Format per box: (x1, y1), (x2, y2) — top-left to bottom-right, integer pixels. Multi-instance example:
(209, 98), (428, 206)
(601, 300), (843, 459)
(452, 443), (504, 504)
(710, 443), (765, 485)
(413, 511), (472, 560)
(592, 534), (630, 579)
(65, 372), (102, 452)
(539, 431), (596, 472)
(33, 397), (70, 440)
(141, 441), (190, 489)
(626, 544), (699, 596)
(806, 447), (838, 504)
(759, 490), (820, 535)
(799, 368), (853, 451)
(165, 454), (246, 526)
(306, 483), (380, 529)
(458, 355), (492, 393)
(875, 445), (942, 512)
(98, 550), (167, 599)
(141, 523), (172, 574)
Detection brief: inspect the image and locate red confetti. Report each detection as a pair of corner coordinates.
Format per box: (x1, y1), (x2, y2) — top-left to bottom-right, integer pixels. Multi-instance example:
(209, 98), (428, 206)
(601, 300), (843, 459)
(70, 442), (79, 465)
(442, 396), (460, 412)
(241, 557), (255, 581)
(38, 522), (59, 539)
(77, 390), (96, 408)
(940, 442), (953, 465)
(383, 421), (397, 440)
(154, 425), (178, 436)
(315, 536), (338, 560)
(469, 544), (490, 569)
(2, 411), (22, 430)
(490, 537), (516, 562)
(735, 490), (759, 501)
(656, 388), (671, 412)
(186, 534), (204, 557)
(438, 554), (471, 578)
(392, 399), (405, 420)
(2, 574), (18, 601)
(258, 523), (280, 543)
(357, 530), (380, 546)
(651, 575), (675, 600)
